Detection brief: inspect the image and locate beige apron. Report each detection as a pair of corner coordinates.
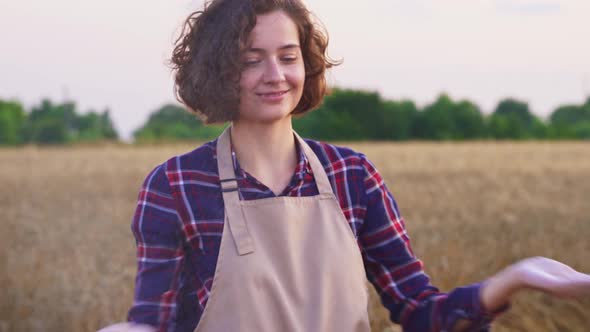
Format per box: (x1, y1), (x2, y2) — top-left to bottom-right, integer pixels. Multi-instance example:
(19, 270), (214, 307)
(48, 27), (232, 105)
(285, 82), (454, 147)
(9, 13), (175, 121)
(194, 126), (370, 332)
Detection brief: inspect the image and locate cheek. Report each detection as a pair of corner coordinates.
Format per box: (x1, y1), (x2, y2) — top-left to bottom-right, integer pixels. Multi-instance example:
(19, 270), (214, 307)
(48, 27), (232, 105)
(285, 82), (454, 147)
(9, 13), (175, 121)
(239, 69), (263, 93)
(290, 65), (306, 90)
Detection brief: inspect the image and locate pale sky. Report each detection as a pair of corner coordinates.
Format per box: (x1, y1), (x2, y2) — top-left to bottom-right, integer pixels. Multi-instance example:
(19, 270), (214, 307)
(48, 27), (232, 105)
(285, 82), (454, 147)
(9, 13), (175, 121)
(1, 0), (589, 140)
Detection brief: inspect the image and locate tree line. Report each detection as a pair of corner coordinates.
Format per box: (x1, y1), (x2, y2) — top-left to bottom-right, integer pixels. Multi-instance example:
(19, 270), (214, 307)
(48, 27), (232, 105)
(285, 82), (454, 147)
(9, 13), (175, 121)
(293, 89), (590, 141)
(0, 99), (117, 145)
(1, 89), (590, 145)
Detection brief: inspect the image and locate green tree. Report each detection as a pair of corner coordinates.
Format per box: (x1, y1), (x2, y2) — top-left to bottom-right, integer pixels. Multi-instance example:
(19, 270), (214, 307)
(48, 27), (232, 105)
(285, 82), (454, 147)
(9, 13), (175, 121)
(100, 110), (119, 140)
(413, 94), (455, 140)
(30, 117), (68, 144)
(75, 109), (119, 141)
(321, 88), (383, 140)
(76, 112), (102, 141)
(21, 99), (119, 145)
(134, 104), (224, 142)
(550, 105), (588, 125)
(294, 89), (384, 141)
(549, 103), (590, 139)
(381, 100), (418, 140)
(412, 94), (485, 140)
(0, 99), (26, 145)
(494, 99), (535, 125)
(24, 100), (76, 144)
(488, 98), (544, 139)
(571, 122), (590, 139)
(297, 91), (488, 141)
(453, 100), (486, 139)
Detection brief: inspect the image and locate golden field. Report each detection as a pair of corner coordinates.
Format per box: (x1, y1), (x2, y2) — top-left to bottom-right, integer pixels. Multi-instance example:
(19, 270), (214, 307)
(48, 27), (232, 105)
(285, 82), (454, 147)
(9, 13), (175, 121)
(1, 141), (589, 332)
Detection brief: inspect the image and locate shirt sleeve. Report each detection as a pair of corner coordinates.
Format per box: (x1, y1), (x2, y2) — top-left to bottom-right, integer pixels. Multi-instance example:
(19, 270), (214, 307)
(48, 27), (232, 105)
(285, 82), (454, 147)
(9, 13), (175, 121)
(358, 154), (502, 332)
(127, 163), (185, 332)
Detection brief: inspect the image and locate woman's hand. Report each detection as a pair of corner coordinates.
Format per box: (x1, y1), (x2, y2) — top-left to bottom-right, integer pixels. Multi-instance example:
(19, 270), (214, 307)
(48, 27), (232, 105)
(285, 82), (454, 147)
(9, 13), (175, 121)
(97, 322), (156, 332)
(480, 256), (590, 313)
(513, 256), (590, 298)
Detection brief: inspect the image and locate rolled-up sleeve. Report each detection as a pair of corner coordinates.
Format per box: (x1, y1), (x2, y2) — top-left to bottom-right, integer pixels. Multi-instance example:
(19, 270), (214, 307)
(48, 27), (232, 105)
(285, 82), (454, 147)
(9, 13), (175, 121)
(359, 154), (502, 332)
(127, 163), (185, 332)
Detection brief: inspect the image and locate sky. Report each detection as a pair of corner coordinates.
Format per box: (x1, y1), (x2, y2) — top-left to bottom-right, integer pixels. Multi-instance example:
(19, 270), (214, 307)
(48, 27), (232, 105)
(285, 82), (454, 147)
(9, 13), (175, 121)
(1, 0), (589, 140)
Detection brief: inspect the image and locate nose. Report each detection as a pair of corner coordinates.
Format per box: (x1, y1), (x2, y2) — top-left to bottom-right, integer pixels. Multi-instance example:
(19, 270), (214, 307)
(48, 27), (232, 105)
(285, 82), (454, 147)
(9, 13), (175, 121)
(263, 58), (286, 84)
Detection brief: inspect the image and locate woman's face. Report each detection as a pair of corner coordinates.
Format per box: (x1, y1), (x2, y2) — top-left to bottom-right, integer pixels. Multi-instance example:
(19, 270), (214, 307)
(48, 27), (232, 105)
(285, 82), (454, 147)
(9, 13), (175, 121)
(237, 10), (305, 124)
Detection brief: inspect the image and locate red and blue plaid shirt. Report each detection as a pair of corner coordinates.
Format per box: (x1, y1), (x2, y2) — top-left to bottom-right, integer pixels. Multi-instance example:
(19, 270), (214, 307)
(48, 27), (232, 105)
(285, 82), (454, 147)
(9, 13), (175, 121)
(127, 137), (496, 332)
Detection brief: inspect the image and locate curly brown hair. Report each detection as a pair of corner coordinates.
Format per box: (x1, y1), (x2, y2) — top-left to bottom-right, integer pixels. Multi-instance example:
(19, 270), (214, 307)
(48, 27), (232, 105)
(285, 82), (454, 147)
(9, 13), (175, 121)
(170, 0), (339, 124)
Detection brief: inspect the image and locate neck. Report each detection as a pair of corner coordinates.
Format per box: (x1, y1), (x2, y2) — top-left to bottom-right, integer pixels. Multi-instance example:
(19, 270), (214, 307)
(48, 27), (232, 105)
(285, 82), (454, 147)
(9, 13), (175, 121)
(230, 117), (297, 195)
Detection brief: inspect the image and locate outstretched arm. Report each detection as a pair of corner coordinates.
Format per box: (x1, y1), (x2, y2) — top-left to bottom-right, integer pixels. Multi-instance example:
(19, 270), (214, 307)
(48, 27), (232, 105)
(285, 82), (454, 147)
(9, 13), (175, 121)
(359, 154), (590, 332)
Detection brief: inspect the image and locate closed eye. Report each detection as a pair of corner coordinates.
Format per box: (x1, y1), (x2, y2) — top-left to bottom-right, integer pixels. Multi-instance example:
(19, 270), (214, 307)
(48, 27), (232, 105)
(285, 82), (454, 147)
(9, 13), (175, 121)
(281, 56), (298, 63)
(243, 59), (261, 66)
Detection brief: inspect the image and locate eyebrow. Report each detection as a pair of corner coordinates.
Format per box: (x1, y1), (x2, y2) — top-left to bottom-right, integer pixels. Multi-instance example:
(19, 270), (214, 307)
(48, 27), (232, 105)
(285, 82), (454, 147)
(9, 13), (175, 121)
(246, 44), (300, 53)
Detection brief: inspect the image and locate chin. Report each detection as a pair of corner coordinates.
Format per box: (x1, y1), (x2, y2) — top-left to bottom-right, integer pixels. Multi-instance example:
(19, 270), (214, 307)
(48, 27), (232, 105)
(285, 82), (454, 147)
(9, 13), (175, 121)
(253, 113), (292, 125)
(239, 106), (295, 124)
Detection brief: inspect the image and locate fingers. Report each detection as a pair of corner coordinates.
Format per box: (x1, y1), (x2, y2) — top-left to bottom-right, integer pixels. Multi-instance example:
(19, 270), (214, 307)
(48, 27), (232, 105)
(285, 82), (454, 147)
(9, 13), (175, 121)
(515, 257), (590, 299)
(97, 322), (156, 332)
(538, 272), (590, 298)
(560, 273), (590, 297)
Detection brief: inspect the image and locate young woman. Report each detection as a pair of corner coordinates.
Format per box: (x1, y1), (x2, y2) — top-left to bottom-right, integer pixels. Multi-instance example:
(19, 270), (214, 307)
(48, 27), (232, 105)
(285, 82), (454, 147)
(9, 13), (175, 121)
(101, 0), (590, 331)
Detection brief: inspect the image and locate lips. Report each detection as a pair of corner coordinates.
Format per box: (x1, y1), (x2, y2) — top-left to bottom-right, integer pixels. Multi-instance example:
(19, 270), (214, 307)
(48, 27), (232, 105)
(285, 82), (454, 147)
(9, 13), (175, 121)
(256, 90), (289, 97)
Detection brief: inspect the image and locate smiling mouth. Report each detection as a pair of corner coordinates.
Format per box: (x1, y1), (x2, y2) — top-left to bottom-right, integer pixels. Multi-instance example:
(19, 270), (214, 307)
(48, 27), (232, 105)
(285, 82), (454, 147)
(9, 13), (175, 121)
(257, 90), (289, 97)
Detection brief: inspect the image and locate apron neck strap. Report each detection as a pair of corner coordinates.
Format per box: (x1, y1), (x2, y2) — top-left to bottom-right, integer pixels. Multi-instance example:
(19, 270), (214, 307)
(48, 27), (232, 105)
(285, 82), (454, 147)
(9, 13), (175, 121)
(292, 131), (333, 196)
(217, 125), (254, 255)
(217, 126), (238, 192)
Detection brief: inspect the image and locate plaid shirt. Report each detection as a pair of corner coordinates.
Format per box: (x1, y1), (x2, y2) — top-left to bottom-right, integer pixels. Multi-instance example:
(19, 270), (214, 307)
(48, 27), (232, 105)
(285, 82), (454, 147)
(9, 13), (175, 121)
(127, 137), (497, 332)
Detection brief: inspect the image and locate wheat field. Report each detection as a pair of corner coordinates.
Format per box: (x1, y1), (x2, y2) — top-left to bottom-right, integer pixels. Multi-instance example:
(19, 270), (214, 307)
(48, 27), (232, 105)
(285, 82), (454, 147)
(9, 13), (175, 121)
(1, 141), (589, 332)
